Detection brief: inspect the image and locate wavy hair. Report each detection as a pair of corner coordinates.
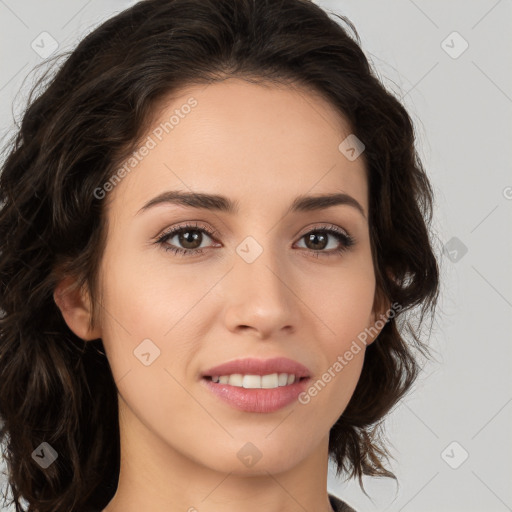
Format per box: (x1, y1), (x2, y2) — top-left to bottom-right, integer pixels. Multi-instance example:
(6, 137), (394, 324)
(0, 0), (440, 510)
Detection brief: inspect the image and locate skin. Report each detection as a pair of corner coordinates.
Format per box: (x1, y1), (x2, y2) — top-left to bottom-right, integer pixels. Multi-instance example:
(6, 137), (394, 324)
(54, 78), (390, 512)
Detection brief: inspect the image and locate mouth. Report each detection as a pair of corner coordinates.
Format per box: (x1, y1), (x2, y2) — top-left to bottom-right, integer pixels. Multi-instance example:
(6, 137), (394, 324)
(200, 374), (311, 413)
(200, 357), (312, 413)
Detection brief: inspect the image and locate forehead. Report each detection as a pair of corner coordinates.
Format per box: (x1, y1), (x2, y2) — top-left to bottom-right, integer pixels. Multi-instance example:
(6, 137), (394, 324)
(107, 78), (368, 218)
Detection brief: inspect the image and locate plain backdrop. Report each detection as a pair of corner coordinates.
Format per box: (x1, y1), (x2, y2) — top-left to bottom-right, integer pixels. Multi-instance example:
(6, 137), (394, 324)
(0, 1), (511, 511)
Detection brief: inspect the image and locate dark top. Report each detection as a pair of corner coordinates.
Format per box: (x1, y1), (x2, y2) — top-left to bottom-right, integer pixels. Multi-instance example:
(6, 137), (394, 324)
(88, 493), (356, 512)
(329, 492), (357, 512)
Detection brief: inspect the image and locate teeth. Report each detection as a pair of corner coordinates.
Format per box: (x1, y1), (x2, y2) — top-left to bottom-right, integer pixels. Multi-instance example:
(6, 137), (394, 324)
(261, 374), (278, 388)
(210, 373), (300, 389)
(227, 373), (243, 386)
(278, 373), (288, 386)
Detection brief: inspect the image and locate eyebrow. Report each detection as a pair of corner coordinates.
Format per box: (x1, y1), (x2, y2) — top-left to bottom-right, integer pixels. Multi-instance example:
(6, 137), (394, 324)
(137, 190), (366, 219)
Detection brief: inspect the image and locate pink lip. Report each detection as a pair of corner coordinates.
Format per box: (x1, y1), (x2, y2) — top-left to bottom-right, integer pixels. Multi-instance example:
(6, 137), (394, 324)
(201, 378), (310, 413)
(201, 357), (311, 378)
(200, 357), (311, 413)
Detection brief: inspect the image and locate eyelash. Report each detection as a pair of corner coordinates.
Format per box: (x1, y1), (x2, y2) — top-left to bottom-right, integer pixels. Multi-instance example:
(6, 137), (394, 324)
(154, 222), (355, 258)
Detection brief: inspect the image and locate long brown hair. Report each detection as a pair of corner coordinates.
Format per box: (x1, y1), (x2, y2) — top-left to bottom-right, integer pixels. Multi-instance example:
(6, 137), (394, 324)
(0, 0), (440, 510)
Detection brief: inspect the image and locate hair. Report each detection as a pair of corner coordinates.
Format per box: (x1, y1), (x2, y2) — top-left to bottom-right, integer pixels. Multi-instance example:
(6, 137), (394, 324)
(0, 0), (441, 510)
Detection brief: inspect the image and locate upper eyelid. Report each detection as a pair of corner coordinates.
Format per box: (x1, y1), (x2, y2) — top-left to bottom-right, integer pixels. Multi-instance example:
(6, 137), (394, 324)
(156, 223), (219, 241)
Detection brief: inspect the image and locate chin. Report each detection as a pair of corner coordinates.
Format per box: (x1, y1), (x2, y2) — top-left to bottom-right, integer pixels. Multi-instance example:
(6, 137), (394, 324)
(196, 441), (307, 476)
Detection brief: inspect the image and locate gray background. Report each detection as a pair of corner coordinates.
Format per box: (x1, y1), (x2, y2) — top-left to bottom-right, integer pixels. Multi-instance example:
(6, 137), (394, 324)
(1, 1), (511, 511)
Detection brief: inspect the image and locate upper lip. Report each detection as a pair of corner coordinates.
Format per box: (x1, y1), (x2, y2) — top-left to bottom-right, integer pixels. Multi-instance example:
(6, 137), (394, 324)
(201, 357), (311, 378)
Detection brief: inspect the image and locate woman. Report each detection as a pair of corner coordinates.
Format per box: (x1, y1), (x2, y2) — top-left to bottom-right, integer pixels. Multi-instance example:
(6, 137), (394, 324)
(0, 0), (440, 511)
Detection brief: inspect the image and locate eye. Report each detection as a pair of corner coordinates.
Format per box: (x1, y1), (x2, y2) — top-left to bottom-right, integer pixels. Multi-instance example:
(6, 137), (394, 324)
(294, 224), (355, 258)
(155, 222), (219, 257)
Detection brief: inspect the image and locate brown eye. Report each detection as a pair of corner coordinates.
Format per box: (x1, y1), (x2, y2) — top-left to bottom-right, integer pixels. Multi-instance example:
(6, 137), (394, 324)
(156, 223), (219, 256)
(172, 229), (205, 250)
(295, 226), (355, 257)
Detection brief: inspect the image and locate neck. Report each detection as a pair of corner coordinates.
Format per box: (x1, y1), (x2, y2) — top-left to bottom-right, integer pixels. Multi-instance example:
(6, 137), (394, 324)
(103, 399), (335, 512)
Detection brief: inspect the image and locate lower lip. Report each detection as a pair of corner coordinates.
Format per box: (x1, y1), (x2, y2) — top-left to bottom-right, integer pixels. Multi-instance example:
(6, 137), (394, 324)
(201, 377), (310, 413)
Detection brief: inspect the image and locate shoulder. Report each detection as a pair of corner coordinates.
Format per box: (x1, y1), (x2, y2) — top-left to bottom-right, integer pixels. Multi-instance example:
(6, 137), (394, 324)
(328, 493), (358, 512)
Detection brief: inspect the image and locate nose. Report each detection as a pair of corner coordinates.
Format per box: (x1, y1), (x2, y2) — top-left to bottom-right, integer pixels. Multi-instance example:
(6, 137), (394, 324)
(222, 242), (301, 339)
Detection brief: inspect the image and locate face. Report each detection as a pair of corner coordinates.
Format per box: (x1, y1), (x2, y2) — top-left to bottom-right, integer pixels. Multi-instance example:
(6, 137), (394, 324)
(69, 78), (386, 476)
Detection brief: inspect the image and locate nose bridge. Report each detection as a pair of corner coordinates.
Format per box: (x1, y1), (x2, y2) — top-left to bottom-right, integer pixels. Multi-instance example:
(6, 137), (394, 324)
(234, 232), (288, 298)
(224, 232), (298, 334)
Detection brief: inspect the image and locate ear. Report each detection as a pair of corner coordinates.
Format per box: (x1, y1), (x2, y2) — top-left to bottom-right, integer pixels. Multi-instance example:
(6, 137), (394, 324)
(53, 275), (102, 341)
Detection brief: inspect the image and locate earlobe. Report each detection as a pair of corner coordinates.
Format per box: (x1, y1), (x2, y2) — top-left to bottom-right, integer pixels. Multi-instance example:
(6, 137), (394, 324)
(53, 276), (102, 341)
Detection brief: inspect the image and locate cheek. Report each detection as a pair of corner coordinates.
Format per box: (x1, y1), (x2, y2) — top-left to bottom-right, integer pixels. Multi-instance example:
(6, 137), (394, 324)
(97, 253), (206, 434)
(297, 264), (374, 417)
(108, 245), (226, 319)
(306, 261), (376, 348)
